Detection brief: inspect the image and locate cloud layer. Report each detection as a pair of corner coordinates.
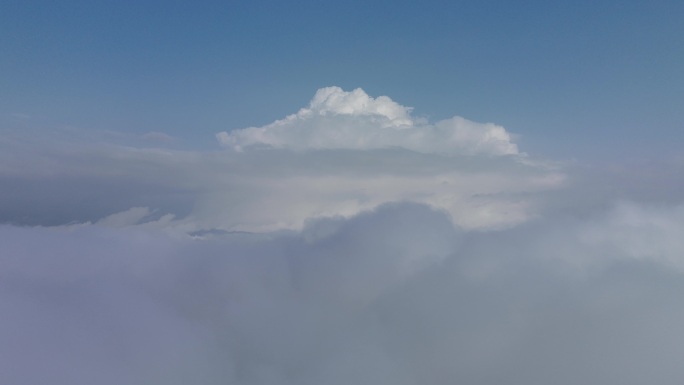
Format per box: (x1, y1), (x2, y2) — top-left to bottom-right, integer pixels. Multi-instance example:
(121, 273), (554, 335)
(5, 202), (684, 384)
(0, 86), (561, 232)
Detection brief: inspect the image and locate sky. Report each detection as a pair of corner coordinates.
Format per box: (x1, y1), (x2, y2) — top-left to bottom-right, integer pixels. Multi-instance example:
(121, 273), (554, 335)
(2, 0), (683, 157)
(2, 1), (684, 384)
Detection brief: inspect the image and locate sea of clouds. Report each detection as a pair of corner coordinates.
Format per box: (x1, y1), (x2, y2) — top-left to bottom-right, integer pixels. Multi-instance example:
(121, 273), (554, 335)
(3, 87), (684, 384)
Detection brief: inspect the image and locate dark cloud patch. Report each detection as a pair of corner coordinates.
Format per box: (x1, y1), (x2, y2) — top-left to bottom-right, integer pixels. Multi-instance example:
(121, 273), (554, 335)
(0, 175), (195, 226)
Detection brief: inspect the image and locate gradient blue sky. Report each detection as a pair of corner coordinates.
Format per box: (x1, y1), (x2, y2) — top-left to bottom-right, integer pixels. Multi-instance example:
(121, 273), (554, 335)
(2, 0), (682, 158)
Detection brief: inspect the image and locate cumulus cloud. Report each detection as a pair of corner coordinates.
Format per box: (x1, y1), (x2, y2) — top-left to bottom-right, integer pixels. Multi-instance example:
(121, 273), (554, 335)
(4, 86), (684, 384)
(0, 93), (561, 231)
(217, 87), (519, 156)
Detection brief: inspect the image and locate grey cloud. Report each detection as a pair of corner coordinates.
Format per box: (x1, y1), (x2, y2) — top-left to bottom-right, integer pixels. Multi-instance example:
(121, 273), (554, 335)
(0, 131), (562, 231)
(4, 202), (684, 384)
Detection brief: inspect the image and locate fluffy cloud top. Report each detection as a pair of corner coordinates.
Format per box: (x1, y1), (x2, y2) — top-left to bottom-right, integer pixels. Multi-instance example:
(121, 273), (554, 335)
(217, 87), (519, 156)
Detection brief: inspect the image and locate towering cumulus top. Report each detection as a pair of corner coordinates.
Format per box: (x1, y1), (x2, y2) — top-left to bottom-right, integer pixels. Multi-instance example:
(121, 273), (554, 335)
(217, 87), (519, 156)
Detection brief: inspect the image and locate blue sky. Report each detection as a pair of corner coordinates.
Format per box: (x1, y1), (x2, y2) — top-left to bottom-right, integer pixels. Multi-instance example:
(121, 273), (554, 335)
(2, 0), (683, 158)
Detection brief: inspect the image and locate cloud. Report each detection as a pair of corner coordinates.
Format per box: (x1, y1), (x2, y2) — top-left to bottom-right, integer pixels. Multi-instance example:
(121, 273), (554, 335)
(4, 86), (684, 384)
(0, 95), (562, 231)
(96, 206), (154, 227)
(578, 201), (684, 270)
(217, 87), (519, 156)
(141, 131), (175, 143)
(4, 202), (684, 384)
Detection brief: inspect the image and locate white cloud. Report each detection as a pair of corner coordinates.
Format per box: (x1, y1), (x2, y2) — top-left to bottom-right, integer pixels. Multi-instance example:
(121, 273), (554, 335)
(0, 124), (561, 232)
(96, 207), (153, 227)
(5, 84), (684, 384)
(217, 86), (519, 156)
